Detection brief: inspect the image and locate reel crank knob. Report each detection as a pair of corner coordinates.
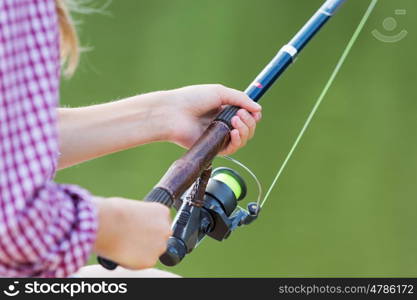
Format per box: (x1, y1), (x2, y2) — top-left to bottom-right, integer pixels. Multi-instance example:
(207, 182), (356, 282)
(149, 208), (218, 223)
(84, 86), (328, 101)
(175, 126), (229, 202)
(159, 237), (187, 267)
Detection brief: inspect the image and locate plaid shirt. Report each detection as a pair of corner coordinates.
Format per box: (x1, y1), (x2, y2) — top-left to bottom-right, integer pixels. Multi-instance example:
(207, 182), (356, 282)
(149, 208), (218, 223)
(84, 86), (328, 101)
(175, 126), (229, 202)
(0, 0), (97, 277)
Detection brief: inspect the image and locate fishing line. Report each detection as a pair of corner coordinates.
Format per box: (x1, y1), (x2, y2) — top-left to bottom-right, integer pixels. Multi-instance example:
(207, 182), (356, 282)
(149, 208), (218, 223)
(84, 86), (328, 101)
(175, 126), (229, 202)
(260, 0), (378, 208)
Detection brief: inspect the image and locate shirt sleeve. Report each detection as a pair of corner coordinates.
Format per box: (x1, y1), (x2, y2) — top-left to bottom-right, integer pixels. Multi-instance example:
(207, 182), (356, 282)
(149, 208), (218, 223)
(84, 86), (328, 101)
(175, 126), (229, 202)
(0, 0), (98, 277)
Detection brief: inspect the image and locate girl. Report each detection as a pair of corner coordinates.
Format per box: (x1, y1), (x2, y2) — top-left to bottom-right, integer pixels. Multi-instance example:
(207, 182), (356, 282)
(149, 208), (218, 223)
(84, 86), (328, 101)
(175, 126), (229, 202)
(0, 0), (261, 277)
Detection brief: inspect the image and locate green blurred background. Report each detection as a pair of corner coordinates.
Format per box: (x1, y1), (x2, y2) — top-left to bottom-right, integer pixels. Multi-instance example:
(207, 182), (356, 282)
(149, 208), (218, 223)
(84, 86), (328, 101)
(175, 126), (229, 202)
(58, 0), (417, 277)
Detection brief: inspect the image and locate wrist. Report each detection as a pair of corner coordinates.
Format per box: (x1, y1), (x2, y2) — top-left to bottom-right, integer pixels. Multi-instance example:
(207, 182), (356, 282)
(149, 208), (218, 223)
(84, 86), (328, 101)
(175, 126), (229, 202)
(92, 197), (122, 258)
(125, 91), (175, 143)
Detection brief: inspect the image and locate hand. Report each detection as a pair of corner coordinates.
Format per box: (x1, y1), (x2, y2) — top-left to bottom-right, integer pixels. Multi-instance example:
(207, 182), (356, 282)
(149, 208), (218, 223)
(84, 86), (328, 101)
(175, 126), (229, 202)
(163, 84), (262, 155)
(93, 197), (172, 269)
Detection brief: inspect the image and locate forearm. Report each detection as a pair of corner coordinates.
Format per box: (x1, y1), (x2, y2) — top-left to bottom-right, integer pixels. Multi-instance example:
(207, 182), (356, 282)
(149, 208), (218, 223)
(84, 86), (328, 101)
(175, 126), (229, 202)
(58, 92), (170, 169)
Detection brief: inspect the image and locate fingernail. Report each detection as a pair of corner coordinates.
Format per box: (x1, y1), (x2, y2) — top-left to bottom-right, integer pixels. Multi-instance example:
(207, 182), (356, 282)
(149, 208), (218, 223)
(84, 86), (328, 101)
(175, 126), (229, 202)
(255, 112), (262, 121)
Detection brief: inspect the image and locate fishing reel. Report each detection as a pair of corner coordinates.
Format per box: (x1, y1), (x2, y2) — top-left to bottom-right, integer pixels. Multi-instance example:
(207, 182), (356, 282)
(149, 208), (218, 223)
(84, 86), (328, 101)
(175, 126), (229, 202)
(160, 167), (260, 266)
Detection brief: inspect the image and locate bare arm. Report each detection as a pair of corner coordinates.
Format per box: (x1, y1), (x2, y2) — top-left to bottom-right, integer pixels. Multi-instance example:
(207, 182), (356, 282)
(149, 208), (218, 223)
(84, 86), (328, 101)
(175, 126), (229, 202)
(58, 85), (262, 170)
(58, 92), (169, 169)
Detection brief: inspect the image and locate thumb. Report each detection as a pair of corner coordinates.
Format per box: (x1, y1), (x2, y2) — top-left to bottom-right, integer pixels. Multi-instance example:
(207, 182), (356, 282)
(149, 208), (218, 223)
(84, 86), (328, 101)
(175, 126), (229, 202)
(216, 85), (262, 113)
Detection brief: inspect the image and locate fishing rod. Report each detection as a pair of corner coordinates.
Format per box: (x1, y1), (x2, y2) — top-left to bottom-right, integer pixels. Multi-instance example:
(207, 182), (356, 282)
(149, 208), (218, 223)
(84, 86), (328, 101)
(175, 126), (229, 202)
(98, 0), (347, 270)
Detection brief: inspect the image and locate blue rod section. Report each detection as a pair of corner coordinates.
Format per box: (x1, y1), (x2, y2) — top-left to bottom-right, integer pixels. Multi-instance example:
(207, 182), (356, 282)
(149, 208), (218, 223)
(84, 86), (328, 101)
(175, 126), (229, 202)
(245, 0), (347, 102)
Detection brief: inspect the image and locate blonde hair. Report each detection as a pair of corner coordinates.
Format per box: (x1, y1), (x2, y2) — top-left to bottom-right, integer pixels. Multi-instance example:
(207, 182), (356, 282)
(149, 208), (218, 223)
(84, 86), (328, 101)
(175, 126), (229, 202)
(56, 0), (79, 77)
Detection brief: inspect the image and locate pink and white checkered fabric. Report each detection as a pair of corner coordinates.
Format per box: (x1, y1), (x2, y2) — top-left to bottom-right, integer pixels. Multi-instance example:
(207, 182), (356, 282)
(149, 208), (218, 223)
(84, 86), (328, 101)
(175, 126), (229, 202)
(0, 0), (97, 277)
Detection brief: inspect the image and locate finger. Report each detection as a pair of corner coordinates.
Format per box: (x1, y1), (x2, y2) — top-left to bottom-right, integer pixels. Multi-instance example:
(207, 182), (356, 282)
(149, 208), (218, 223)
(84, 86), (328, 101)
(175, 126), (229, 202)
(237, 109), (256, 139)
(215, 85), (262, 113)
(221, 129), (241, 155)
(253, 111), (262, 122)
(232, 115), (249, 147)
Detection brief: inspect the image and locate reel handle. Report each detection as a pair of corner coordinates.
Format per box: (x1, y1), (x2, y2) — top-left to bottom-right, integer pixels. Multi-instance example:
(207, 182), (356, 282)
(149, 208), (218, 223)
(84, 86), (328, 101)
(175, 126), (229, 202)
(97, 256), (118, 270)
